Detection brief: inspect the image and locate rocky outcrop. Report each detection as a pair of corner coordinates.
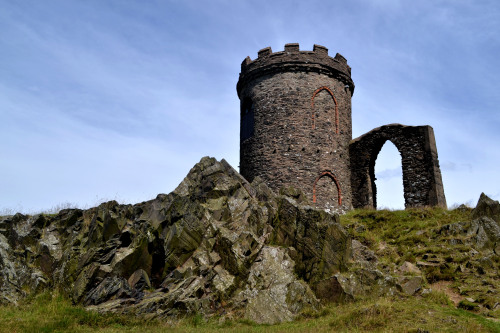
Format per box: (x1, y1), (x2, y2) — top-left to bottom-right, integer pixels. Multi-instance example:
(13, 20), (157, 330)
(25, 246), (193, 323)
(5, 158), (494, 323)
(439, 193), (500, 254)
(471, 193), (500, 222)
(0, 157), (351, 324)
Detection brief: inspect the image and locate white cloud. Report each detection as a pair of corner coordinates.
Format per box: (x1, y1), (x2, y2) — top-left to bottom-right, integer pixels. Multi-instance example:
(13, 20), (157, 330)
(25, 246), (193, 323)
(1, 0), (499, 212)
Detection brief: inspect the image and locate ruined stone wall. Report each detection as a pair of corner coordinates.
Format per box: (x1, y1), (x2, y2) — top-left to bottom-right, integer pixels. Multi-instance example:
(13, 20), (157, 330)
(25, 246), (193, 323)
(349, 124), (447, 209)
(237, 44), (355, 211)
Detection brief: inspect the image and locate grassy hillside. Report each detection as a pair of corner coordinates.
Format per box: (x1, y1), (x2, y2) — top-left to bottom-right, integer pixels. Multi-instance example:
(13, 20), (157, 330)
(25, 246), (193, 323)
(341, 207), (499, 315)
(0, 207), (498, 332)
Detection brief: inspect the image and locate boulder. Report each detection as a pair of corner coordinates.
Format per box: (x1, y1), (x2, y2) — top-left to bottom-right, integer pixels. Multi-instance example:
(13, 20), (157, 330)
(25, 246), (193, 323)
(468, 216), (500, 249)
(351, 239), (377, 265)
(319, 267), (399, 302)
(232, 246), (319, 324)
(437, 210), (500, 252)
(84, 276), (134, 306)
(397, 276), (424, 295)
(398, 261), (421, 275)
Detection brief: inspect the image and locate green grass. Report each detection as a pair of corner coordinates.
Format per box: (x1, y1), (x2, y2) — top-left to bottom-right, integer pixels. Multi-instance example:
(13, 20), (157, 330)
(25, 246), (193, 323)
(0, 207), (498, 332)
(340, 206), (499, 321)
(0, 292), (153, 333)
(0, 292), (498, 332)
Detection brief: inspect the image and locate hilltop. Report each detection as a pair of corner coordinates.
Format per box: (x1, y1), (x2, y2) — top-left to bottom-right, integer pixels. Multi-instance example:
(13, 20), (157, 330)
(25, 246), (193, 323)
(0, 157), (498, 332)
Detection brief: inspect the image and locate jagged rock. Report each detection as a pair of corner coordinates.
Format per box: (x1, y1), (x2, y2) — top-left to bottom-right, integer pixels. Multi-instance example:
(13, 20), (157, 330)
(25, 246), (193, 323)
(0, 233), (23, 305)
(437, 214), (499, 253)
(438, 222), (467, 236)
(271, 196), (351, 292)
(110, 236), (152, 279)
(455, 204), (471, 212)
(397, 276), (424, 295)
(232, 246), (319, 324)
(128, 269), (151, 291)
(8, 157), (497, 323)
(468, 216), (500, 249)
(279, 186), (309, 205)
(472, 193), (500, 222)
(398, 261), (421, 275)
(311, 275), (354, 303)
(251, 177), (275, 203)
(84, 276), (134, 306)
(351, 239), (377, 264)
(0, 156), (351, 324)
(325, 267), (399, 301)
(72, 263), (114, 303)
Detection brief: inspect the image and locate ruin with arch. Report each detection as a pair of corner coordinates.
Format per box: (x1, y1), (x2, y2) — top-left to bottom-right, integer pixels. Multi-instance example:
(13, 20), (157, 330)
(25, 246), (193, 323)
(237, 43), (447, 211)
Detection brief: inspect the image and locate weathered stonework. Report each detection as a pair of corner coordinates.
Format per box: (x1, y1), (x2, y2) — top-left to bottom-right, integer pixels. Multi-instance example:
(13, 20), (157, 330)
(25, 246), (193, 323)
(350, 124), (447, 209)
(237, 44), (354, 211)
(237, 44), (447, 210)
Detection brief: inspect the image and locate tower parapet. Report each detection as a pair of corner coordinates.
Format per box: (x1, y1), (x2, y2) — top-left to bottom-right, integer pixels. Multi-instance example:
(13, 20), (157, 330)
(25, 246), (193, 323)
(237, 43), (355, 98)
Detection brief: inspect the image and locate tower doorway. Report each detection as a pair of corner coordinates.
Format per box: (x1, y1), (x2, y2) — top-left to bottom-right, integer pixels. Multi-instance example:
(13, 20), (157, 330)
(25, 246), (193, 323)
(313, 171), (342, 209)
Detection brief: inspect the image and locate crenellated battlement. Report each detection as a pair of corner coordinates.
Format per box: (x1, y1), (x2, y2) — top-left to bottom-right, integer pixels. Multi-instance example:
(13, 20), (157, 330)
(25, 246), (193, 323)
(237, 43), (354, 97)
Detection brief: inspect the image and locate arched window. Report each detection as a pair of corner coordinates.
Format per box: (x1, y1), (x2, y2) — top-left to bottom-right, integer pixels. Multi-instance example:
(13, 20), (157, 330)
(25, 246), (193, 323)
(241, 98), (254, 140)
(311, 86), (338, 133)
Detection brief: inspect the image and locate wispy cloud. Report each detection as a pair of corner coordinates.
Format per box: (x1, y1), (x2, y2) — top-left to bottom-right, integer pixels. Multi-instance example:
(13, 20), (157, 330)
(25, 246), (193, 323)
(1, 0), (499, 212)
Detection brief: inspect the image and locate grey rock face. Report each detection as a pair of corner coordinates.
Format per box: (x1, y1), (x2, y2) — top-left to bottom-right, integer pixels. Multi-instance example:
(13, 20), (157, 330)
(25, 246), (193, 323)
(351, 239), (377, 264)
(472, 193), (500, 222)
(0, 233), (23, 305)
(0, 157), (351, 324)
(439, 194), (500, 253)
(232, 246), (319, 324)
(469, 217), (500, 250)
(397, 276), (424, 295)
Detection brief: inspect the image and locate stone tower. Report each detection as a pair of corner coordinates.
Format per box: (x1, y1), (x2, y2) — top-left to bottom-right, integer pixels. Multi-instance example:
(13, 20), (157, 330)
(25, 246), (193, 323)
(237, 43), (355, 211)
(237, 43), (447, 211)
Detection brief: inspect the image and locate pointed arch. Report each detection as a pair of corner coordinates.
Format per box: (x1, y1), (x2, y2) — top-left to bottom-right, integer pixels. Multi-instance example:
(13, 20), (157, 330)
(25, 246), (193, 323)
(372, 140), (404, 209)
(313, 170), (342, 206)
(349, 124), (447, 209)
(311, 86), (338, 133)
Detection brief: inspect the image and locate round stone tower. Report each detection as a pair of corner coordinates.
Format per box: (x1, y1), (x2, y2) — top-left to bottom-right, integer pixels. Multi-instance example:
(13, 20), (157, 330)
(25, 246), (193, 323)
(237, 43), (355, 211)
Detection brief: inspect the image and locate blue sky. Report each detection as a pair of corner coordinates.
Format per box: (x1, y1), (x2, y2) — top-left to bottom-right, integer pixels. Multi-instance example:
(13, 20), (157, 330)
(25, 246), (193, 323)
(1, 0), (499, 212)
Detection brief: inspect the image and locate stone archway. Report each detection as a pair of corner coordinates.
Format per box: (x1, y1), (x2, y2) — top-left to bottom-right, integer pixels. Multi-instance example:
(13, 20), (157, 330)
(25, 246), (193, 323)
(349, 124), (447, 209)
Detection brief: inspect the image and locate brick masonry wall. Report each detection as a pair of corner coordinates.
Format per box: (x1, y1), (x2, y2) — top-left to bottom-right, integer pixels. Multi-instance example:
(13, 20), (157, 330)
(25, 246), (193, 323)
(237, 44), (354, 211)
